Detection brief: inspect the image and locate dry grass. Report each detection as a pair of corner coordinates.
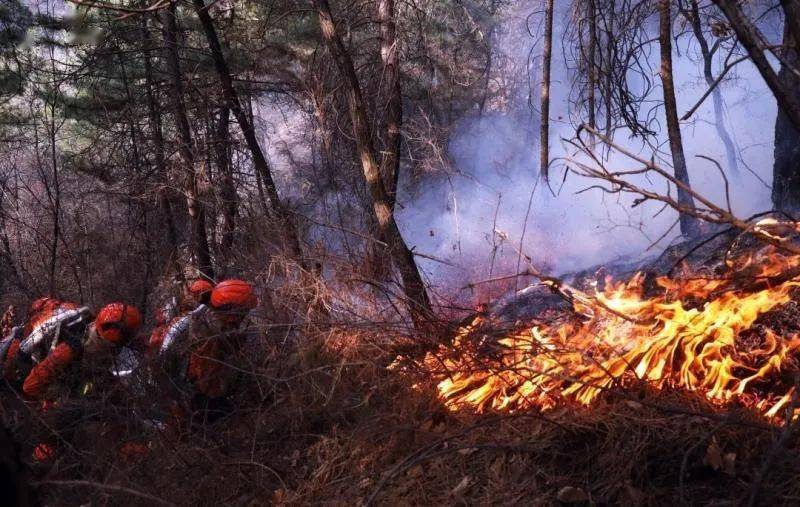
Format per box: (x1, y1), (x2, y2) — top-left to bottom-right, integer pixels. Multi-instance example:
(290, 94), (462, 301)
(5, 250), (800, 506)
(2, 318), (797, 506)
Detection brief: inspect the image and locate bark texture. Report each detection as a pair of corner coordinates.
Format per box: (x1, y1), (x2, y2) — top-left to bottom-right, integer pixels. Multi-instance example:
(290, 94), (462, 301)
(659, 0), (700, 237)
(192, 0), (307, 265)
(539, 0), (554, 180)
(771, 20), (800, 210)
(312, 0), (434, 328)
(161, 3), (215, 279)
(378, 0), (402, 209)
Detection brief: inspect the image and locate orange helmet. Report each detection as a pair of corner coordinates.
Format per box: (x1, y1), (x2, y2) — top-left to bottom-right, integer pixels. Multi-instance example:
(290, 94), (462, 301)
(210, 280), (257, 310)
(95, 303), (142, 344)
(29, 297), (54, 315)
(26, 298), (80, 334)
(189, 279), (214, 296)
(189, 279), (214, 300)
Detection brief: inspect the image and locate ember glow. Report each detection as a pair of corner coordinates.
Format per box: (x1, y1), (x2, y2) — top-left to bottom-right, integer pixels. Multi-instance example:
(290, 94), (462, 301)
(423, 241), (800, 418)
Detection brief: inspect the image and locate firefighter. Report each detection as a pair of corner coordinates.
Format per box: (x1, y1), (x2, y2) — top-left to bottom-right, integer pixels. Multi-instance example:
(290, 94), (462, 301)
(148, 279), (213, 356)
(185, 279), (213, 309)
(144, 279), (255, 431)
(2, 298), (91, 386)
(21, 302), (142, 462)
(22, 302), (142, 399)
(187, 280), (257, 397)
(154, 280), (252, 426)
(145, 280), (216, 434)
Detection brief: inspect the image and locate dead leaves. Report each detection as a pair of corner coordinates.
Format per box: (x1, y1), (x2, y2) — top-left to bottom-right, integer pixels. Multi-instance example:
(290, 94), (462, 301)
(703, 437), (736, 475)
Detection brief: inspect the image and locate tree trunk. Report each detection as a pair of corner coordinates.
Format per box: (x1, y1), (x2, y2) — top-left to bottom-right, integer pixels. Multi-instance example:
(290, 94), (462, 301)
(191, 0), (307, 266)
(772, 22), (800, 210)
(604, 0), (615, 136)
(781, 0), (800, 52)
(0, 179), (31, 296)
(539, 0), (554, 180)
(713, 0), (800, 132)
(378, 0), (402, 209)
(141, 17), (180, 253)
(587, 0), (597, 142)
(659, 0), (700, 237)
(686, 0), (739, 177)
(312, 0), (434, 329)
(47, 99), (60, 294)
(161, 3), (215, 280)
(365, 0), (404, 280)
(215, 105), (238, 253)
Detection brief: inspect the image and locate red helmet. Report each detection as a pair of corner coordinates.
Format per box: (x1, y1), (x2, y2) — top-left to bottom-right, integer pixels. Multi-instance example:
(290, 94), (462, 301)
(189, 279), (214, 296)
(26, 298), (80, 334)
(210, 280), (257, 310)
(29, 297), (54, 315)
(28, 297), (68, 317)
(96, 303), (142, 344)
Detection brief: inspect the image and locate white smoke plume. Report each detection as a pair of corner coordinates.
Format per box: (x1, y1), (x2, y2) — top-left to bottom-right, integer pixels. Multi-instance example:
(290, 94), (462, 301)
(397, 1), (776, 297)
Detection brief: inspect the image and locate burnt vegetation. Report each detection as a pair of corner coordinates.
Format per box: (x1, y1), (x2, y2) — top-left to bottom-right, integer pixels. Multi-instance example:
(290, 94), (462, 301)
(2, 0), (800, 505)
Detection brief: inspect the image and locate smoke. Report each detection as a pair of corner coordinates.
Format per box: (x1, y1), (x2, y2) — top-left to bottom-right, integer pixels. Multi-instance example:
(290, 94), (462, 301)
(250, 1), (779, 302)
(398, 1), (777, 293)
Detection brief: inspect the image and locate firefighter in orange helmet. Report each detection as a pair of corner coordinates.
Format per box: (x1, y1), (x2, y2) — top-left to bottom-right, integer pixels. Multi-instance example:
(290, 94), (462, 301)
(21, 302), (142, 462)
(149, 279), (214, 356)
(2, 298), (89, 386)
(187, 279), (213, 307)
(184, 279), (257, 420)
(22, 302), (142, 398)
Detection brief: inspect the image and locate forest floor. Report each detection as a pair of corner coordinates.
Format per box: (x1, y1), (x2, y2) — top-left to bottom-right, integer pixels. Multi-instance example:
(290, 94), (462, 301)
(16, 328), (800, 506)
(7, 230), (800, 505)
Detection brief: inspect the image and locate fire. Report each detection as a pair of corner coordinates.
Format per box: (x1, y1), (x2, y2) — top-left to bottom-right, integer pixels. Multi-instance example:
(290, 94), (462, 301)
(423, 244), (800, 418)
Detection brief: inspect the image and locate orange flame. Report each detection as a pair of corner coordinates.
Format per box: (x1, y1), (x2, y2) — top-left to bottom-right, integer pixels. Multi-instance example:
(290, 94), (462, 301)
(424, 243), (800, 418)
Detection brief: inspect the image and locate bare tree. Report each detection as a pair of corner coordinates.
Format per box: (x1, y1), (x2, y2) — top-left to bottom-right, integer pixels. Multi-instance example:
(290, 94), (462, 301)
(312, 0), (433, 329)
(680, 0), (740, 178)
(771, 18), (800, 210)
(713, 0), (800, 209)
(587, 0), (598, 140)
(191, 0), (308, 267)
(659, 0), (700, 237)
(540, 0), (555, 180)
(141, 16), (180, 257)
(161, 2), (215, 279)
(213, 105), (237, 254)
(378, 0), (402, 209)
(712, 0), (800, 131)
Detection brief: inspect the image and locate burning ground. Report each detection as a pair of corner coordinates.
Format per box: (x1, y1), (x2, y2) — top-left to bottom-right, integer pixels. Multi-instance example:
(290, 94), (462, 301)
(345, 222), (800, 504)
(415, 227), (800, 419)
(260, 223), (800, 504)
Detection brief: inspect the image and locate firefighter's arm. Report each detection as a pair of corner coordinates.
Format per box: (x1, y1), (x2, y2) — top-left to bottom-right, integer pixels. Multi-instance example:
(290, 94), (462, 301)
(22, 343), (77, 399)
